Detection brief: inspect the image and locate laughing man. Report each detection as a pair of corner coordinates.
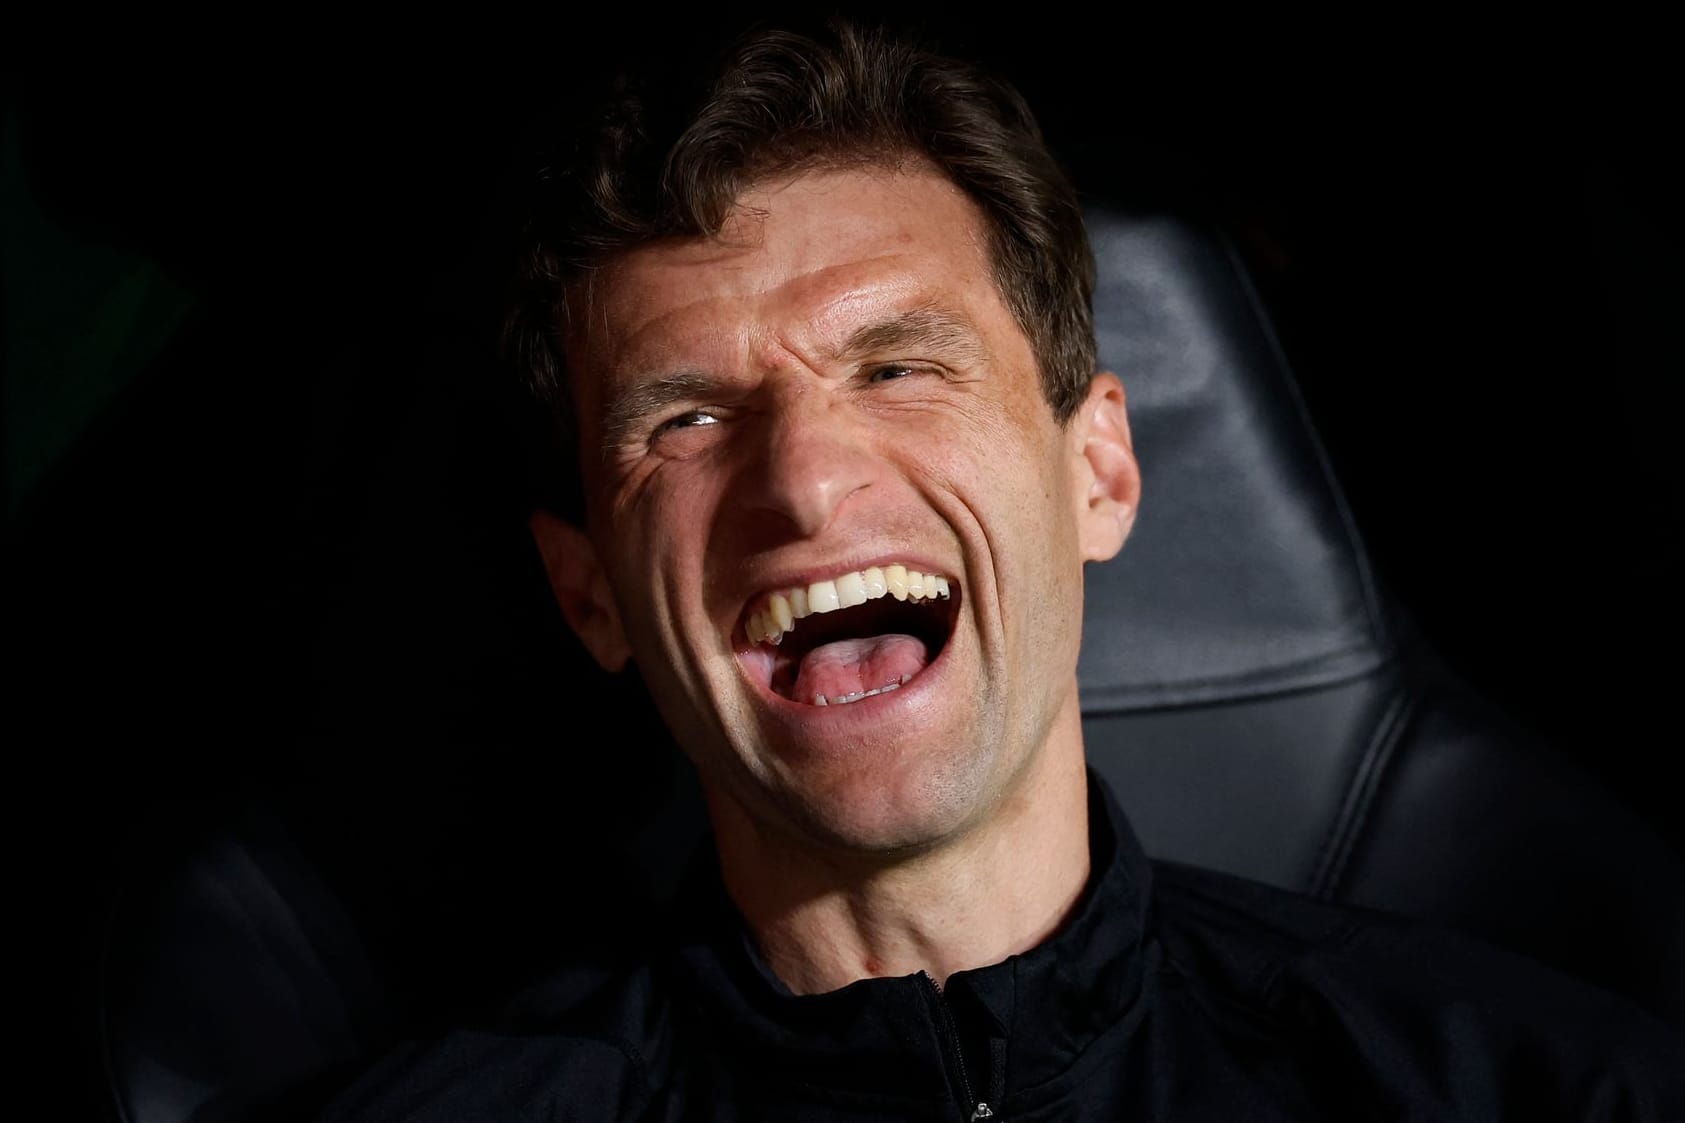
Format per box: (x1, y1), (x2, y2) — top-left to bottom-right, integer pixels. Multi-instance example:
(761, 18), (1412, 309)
(319, 20), (1684, 1122)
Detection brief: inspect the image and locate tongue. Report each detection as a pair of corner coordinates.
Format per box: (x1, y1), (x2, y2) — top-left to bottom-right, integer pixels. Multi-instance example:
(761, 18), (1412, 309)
(792, 634), (929, 703)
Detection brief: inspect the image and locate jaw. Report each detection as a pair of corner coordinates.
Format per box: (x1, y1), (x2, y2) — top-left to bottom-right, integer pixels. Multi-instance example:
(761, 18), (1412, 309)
(693, 541), (1090, 859)
(711, 565), (1001, 853)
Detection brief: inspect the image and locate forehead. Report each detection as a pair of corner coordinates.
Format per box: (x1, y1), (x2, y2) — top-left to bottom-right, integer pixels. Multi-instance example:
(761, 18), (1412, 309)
(565, 166), (1006, 400)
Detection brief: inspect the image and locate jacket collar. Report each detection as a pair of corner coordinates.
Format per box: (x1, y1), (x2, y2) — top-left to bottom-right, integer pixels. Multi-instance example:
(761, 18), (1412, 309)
(670, 770), (1157, 1105)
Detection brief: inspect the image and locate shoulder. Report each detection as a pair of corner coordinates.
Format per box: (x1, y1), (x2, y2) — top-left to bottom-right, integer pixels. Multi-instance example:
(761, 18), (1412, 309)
(1150, 859), (1685, 1116)
(313, 960), (676, 1123)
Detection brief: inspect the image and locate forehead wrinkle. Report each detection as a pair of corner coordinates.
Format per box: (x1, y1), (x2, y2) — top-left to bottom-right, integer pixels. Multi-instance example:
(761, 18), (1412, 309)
(769, 255), (985, 365)
(606, 248), (932, 371)
(589, 289), (760, 455)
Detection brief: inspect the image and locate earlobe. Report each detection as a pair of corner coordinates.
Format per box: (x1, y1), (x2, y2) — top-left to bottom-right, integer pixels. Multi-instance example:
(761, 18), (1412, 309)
(527, 510), (632, 672)
(1072, 373), (1141, 563)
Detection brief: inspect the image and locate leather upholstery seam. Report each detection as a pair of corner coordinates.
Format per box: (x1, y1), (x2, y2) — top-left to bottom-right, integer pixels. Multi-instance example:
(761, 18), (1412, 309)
(208, 843), (358, 1049)
(1082, 645), (1393, 716)
(1308, 687), (1417, 900)
(1216, 225), (1394, 662)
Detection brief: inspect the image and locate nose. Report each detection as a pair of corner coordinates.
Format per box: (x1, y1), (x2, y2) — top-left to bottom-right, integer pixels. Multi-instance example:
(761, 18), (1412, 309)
(738, 383), (875, 539)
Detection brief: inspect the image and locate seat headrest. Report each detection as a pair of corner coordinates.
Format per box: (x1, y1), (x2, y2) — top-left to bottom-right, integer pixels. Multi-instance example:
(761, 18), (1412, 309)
(1078, 210), (1391, 713)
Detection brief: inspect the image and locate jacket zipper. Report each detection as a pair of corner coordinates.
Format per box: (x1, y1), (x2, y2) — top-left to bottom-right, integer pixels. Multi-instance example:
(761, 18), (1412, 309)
(920, 971), (998, 1121)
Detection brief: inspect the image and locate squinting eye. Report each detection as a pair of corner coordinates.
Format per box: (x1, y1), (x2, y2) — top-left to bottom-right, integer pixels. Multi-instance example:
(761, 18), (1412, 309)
(654, 410), (718, 436)
(868, 365), (915, 382)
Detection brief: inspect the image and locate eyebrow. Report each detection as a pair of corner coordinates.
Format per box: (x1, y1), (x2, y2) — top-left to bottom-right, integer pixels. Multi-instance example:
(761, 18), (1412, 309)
(599, 370), (726, 450)
(837, 305), (989, 365)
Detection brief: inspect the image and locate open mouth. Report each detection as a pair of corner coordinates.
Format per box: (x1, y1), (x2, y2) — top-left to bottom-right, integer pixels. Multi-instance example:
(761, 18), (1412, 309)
(739, 564), (961, 707)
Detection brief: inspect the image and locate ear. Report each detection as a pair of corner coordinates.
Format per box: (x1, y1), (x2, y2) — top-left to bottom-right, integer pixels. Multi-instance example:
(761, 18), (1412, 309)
(527, 510), (632, 672)
(1069, 372), (1141, 563)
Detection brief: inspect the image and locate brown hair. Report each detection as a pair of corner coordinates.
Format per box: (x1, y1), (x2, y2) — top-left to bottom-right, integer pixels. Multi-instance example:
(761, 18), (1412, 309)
(503, 19), (1096, 515)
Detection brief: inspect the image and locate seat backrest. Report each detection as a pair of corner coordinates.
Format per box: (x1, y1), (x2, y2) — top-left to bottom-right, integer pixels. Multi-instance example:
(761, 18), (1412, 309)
(1077, 208), (1685, 1028)
(99, 802), (396, 1123)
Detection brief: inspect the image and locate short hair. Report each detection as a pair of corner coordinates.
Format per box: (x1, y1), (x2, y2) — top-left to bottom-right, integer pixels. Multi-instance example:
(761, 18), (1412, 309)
(503, 19), (1096, 517)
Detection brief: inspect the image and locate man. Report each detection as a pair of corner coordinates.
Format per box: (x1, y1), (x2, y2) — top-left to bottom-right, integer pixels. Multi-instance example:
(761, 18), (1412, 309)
(320, 20), (1683, 1121)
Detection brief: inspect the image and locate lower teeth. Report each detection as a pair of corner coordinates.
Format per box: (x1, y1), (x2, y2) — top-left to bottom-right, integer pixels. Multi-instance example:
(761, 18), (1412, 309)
(811, 679), (905, 707)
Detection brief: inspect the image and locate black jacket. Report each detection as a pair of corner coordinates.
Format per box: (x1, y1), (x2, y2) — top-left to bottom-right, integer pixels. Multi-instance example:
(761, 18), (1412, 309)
(318, 775), (1685, 1120)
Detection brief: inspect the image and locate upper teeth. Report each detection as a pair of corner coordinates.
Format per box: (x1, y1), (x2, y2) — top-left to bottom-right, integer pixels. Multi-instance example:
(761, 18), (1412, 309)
(746, 564), (952, 647)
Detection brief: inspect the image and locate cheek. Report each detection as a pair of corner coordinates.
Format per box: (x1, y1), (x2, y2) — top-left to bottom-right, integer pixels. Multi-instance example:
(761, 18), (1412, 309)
(606, 454), (721, 553)
(605, 460), (749, 642)
(597, 475), (699, 615)
(946, 400), (1085, 635)
(922, 396), (1072, 531)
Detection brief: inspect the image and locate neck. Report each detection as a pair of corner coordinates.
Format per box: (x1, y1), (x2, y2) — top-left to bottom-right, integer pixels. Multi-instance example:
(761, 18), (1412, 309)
(709, 708), (1093, 995)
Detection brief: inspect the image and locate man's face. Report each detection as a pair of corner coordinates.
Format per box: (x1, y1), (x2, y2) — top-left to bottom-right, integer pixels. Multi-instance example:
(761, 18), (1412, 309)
(545, 165), (1135, 855)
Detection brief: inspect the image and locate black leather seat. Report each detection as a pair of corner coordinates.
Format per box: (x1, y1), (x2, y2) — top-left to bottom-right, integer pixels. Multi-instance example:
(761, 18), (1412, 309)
(96, 209), (1685, 1123)
(99, 802), (396, 1123)
(1078, 208), (1685, 1027)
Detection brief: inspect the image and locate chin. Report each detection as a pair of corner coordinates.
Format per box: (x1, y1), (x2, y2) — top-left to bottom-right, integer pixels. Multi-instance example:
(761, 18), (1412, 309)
(760, 735), (1003, 856)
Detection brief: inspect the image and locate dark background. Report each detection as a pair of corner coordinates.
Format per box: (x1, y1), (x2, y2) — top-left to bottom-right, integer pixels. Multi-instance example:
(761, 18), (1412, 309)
(6, 10), (1679, 1118)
